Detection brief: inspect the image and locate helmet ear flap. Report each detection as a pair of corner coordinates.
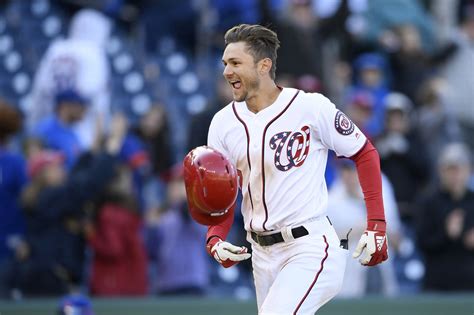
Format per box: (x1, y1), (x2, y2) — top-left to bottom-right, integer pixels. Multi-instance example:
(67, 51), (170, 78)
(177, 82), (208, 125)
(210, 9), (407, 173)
(188, 200), (234, 225)
(183, 146), (239, 225)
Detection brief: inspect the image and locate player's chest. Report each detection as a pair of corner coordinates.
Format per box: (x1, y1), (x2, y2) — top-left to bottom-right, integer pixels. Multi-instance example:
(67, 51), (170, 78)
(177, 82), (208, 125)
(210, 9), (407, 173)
(225, 114), (314, 173)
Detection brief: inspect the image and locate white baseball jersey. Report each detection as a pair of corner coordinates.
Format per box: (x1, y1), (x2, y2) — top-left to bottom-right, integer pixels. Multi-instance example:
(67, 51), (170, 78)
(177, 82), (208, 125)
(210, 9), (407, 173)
(208, 87), (367, 233)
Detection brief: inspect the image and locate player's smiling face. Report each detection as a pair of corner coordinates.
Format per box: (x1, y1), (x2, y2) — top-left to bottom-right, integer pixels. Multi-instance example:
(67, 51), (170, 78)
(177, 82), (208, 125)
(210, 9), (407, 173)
(222, 42), (260, 102)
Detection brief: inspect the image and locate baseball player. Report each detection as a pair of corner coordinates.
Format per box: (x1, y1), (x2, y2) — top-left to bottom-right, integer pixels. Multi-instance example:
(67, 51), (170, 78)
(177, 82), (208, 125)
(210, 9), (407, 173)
(199, 24), (388, 314)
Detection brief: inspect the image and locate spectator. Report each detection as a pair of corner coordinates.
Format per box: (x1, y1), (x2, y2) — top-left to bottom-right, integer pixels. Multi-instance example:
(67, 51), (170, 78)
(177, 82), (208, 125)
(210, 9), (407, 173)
(416, 142), (474, 291)
(387, 24), (435, 102)
(32, 89), (88, 170)
(329, 160), (402, 298)
(131, 104), (173, 212)
(117, 130), (151, 213)
(6, 115), (126, 296)
(29, 8), (112, 149)
(439, 4), (474, 152)
(350, 53), (391, 137)
(132, 104), (173, 179)
(145, 172), (209, 296)
(0, 101), (27, 296)
(344, 90), (375, 139)
(361, 0), (436, 52)
(416, 77), (463, 171)
(375, 92), (430, 221)
(429, 0), (460, 42)
(274, 0), (349, 89)
(383, 22), (459, 104)
(86, 165), (148, 296)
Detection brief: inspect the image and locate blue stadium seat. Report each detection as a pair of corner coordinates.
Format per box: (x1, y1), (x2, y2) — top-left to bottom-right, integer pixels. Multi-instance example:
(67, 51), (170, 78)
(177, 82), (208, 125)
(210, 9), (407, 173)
(0, 34), (13, 55)
(105, 35), (124, 57)
(11, 72), (31, 95)
(41, 15), (63, 38)
(2, 50), (22, 73)
(112, 52), (134, 75)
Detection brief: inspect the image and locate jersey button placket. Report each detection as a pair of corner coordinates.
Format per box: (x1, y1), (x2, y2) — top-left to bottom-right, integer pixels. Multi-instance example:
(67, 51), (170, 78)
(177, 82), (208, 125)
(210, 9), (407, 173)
(252, 122), (260, 151)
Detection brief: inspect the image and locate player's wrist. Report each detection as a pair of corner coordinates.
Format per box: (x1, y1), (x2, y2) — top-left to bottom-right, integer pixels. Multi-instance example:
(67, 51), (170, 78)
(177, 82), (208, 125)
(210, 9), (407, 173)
(367, 219), (386, 232)
(206, 236), (222, 255)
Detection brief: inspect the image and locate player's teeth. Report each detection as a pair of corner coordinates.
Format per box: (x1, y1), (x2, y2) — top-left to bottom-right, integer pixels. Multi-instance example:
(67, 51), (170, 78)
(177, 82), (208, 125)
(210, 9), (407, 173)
(233, 82), (241, 89)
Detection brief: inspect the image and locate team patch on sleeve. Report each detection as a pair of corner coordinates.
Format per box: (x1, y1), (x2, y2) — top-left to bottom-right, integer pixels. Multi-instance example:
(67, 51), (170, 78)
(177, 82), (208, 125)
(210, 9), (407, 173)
(334, 111), (354, 135)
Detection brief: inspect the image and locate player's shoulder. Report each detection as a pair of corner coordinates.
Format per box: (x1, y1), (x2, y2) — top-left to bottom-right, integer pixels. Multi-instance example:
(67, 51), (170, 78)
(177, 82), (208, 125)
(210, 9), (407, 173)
(298, 90), (334, 106)
(295, 90), (336, 112)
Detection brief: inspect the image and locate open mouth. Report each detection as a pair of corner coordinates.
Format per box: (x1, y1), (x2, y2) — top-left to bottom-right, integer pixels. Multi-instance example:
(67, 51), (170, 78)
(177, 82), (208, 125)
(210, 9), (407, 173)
(230, 80), (241, 90)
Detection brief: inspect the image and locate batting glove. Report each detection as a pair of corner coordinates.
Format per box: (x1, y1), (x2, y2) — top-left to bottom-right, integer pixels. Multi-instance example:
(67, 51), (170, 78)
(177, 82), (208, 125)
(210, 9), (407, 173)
(353, 220), (388, 266)
(207, 238), (251, 268)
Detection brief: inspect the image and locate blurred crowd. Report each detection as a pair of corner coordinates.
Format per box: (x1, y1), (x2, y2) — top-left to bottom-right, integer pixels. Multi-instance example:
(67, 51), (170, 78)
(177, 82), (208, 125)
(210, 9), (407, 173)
(0, 0), (473, 305)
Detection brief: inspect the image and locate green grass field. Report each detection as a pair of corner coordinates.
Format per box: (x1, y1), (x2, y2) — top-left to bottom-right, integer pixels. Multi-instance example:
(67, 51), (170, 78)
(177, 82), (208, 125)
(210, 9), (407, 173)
(0, 294), (473, 315)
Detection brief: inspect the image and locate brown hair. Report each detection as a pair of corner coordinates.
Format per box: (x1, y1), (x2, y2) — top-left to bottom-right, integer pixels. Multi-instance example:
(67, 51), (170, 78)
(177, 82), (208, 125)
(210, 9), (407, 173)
(224, 24), (280, 80)
(0, 100), (22, 144)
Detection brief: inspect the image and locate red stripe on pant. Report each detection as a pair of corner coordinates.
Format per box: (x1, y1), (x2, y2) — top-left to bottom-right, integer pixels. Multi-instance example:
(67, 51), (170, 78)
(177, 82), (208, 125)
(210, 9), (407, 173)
(293, 235), (329, 315)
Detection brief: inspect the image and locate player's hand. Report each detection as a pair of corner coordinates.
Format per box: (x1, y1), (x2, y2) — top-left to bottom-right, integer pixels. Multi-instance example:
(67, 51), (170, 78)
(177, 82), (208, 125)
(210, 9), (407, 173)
(352, 220), (388, 266)
(208, 238), (251, 268)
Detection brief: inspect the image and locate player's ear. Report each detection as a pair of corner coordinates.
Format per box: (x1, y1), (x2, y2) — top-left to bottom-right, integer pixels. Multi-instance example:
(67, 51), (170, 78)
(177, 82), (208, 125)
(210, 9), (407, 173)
(258, 58), (272, 76)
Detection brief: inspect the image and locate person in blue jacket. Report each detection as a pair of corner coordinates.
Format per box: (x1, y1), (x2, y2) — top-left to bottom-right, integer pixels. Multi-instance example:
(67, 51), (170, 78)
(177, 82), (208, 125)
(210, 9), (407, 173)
(32, 89), (89, 170)
(0, 100), (27, 297)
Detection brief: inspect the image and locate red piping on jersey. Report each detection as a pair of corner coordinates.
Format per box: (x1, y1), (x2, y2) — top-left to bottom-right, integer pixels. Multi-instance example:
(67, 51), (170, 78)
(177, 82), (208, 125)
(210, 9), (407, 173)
(293, 235), (329, 315)
(247, 183), (255, 230)
(232, 101), (255, 229)
(232, 102), (252, 171)
(261, 90), (300, 231)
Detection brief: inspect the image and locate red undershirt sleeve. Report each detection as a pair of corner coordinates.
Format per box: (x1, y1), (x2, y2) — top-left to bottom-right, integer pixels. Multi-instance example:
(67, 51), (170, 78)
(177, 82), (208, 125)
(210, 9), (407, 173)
(205, 202), (235, 253)
(349, 140), (386, 222)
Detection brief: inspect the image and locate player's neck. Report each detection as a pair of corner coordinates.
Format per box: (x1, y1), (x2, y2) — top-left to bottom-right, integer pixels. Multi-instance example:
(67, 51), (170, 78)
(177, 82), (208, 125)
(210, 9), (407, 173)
(246, 81), (281, 114)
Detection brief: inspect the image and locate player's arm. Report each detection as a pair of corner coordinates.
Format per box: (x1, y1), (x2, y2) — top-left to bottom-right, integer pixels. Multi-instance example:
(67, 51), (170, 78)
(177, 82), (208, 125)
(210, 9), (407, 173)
(350, 140), (388, 266)
(311, 93), (387, 266)
(206, 202), (250, 268)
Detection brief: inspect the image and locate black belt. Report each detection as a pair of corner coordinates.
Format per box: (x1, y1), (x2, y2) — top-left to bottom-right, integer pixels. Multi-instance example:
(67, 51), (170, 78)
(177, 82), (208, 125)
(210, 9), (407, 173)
(251, 226), (309, 246)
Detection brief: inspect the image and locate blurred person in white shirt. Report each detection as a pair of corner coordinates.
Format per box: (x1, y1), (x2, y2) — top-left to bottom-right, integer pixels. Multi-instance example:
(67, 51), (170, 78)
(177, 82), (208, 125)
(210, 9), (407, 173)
(328, 159), (402, 297)
(29, 9), (112, 149)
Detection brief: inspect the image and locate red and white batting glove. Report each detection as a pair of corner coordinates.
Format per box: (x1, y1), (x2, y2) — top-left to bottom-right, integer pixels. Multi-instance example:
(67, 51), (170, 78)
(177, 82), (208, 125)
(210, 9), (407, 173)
(206, 237), (251, 268)
(352, 220), (388, 266)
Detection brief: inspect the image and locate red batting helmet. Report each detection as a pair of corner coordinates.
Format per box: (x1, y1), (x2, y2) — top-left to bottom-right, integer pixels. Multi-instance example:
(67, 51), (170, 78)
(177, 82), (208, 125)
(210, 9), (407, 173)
(183, 146), (238, 225)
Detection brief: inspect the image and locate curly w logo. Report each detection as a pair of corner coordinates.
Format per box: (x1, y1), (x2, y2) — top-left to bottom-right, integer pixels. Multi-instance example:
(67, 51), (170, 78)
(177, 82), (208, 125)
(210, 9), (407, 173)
(269, 126), (311, 171)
